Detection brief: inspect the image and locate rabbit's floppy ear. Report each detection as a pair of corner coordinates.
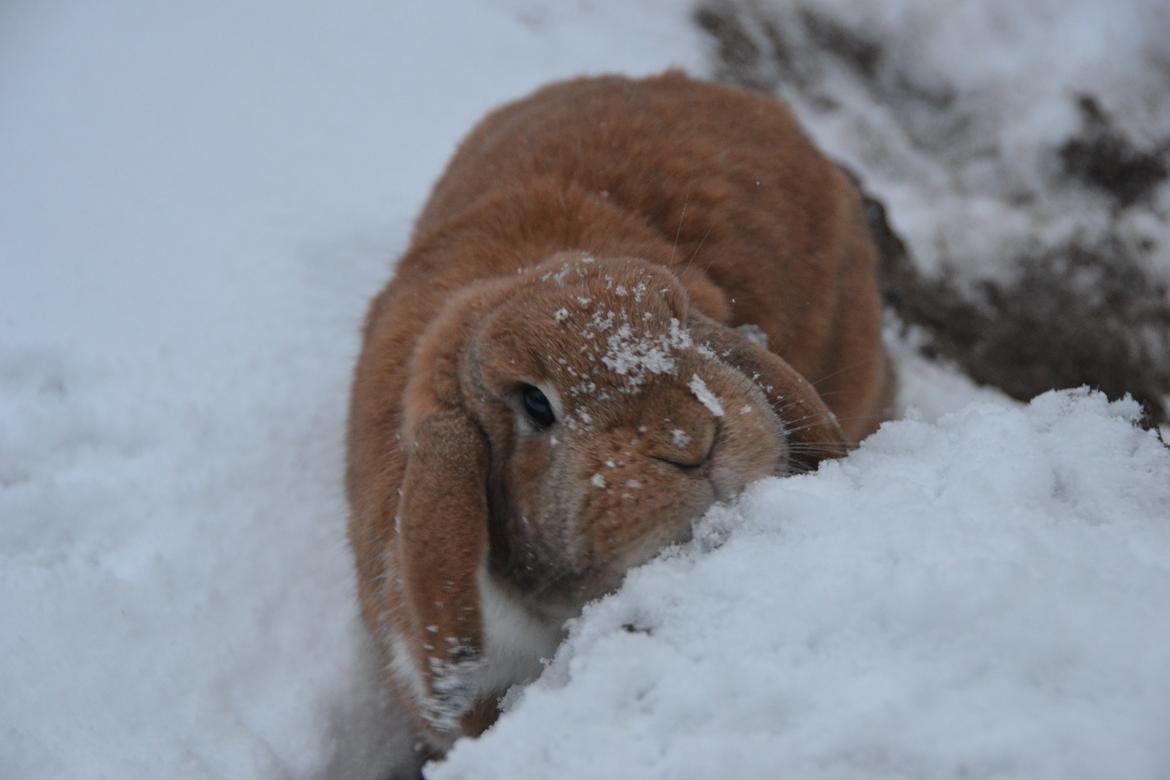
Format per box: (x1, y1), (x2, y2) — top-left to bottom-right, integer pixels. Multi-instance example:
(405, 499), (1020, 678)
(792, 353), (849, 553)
(395, 408), (490, 741)
(688, 311), (848, 469)
(390, 292), (496, 744)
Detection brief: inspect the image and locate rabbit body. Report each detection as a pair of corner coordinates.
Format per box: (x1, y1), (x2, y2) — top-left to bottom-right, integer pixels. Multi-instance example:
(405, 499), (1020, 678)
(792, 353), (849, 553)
(347, 71), (892, 757)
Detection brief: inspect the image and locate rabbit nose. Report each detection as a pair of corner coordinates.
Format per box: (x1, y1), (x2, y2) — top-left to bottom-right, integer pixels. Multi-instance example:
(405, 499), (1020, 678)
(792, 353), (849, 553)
(648, 418), (716, 469)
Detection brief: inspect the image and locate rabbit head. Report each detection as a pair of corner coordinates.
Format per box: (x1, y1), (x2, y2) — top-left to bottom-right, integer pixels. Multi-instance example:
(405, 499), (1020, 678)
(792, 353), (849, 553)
(426, 252), (840, 610)
(383, 249), (844, 745)
(393, 252), (844, 663)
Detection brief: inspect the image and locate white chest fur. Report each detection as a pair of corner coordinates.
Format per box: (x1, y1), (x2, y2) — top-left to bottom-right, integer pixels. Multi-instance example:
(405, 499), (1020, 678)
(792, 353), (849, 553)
(475, 566), (565, 699)
(382, 562), (566, 747)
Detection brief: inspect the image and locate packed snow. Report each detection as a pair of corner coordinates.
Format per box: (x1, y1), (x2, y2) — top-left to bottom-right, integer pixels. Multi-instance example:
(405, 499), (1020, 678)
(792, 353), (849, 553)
(434, 390), (1170, 780)
(3, 2), (1168, 780)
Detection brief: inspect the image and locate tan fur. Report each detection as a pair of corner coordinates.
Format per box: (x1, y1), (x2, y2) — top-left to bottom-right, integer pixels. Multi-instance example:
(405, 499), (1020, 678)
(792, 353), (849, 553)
(346, 72), (892, 757)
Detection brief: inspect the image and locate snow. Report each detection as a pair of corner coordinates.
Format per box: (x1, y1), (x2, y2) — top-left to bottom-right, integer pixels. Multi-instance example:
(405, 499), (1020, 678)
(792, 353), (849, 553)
(433, 390), (1170, 780)
(4, 1), (1168, 779)
(688, 374), (725, 417)
(599, 322), (685, 389)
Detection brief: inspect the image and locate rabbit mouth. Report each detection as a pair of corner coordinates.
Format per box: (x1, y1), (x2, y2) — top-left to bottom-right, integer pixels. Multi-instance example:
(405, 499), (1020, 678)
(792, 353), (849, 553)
(544, 506), (708, 608)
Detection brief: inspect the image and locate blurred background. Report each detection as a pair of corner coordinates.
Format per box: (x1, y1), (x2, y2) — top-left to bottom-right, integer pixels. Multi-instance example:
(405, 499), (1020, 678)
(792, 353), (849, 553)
(695, 0), (1170, 425)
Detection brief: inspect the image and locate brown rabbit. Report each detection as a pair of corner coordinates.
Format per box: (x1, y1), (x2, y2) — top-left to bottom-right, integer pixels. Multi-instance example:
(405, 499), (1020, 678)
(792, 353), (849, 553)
(346, 71), (893, 759)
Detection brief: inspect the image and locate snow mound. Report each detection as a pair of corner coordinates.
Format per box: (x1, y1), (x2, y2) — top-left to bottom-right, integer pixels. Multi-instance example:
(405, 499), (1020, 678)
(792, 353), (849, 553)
(433, 389), (1170, 780)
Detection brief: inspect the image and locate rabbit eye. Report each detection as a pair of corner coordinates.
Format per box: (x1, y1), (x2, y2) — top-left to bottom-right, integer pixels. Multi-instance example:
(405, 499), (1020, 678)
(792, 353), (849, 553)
(521, 384), (556, 429)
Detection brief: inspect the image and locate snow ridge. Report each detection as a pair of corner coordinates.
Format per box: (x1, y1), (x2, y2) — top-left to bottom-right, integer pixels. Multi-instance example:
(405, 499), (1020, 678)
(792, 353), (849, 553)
(432, 390), (1170, 780)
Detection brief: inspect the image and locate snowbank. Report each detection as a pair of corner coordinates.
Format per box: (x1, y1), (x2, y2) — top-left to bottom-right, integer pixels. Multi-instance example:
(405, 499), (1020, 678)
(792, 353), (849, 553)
(433, 390), (1170, 780)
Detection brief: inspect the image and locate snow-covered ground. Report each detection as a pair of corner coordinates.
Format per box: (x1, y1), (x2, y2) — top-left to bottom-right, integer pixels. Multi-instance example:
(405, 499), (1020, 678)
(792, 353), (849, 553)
(2, 2), (1168, 779)
(434, 390), (1170, 780)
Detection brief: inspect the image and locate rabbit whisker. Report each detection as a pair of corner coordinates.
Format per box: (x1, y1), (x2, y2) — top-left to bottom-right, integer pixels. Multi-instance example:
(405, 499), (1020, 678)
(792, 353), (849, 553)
(670, 191), (691, 266)
(683, 223), (715, 275)
(807, 357), (882, 390)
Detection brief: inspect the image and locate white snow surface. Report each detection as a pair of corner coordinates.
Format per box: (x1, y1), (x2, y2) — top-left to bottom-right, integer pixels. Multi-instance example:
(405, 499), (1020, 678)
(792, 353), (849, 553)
(4, 1), (1169, 779)
(435, 390), (1170, 779)
(688, 373), (725, 417)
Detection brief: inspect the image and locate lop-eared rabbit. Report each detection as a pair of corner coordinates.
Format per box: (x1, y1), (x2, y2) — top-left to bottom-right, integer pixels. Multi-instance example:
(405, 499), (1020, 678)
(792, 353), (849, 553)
(347, 71), (892, 763)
